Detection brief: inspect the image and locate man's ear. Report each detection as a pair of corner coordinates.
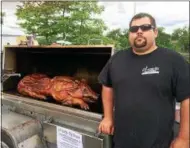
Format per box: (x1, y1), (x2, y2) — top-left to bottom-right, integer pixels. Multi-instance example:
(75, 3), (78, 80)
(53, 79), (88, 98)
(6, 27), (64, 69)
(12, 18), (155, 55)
(154, 28), (158, 38)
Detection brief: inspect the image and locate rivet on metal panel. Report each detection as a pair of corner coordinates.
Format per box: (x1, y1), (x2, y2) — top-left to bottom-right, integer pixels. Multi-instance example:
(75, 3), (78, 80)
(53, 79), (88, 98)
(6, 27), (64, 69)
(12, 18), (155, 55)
(10, 106), (16, 111)
(17, 100), (22, 104)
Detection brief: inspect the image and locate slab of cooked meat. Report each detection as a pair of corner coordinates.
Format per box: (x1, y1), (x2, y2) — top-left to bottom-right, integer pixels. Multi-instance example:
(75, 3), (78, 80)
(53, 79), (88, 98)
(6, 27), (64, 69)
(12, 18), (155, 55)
(17, 73), (51, 99)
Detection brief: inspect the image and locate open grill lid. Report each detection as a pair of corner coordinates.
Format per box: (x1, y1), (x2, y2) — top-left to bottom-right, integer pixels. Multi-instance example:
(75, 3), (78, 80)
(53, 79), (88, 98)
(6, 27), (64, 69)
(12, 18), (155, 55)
(3, 45), (114, 74)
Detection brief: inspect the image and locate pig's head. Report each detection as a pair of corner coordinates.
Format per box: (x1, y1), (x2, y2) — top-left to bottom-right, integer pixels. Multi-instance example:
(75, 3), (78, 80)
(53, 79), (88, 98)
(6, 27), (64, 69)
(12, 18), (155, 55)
(79, 79), (99, 103)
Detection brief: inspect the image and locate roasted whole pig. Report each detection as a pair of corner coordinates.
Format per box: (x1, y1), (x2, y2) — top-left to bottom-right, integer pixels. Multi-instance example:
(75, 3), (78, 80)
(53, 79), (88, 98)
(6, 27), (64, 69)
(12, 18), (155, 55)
(50, 76), (99, 110)
(17, 74), (99, 110)
(17, 73), (52, 99)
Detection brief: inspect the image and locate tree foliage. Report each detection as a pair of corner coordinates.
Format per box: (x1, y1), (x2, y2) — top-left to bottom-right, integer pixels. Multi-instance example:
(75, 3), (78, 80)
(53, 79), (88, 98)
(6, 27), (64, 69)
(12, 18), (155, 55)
(16, 1), (107, 45)
(15, 2), (189, 53)
(105, 26), (189, 52)
(106, 28), (129, 50)
(156, 27), (174, 49)
(172, 26), (189, 52)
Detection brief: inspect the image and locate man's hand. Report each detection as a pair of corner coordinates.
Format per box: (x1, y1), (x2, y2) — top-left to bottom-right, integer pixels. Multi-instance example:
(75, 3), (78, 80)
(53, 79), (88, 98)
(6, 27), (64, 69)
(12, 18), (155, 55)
(98, 117), (114, 135)
(170, 137), (189, 148)
(99, 85), (114, 135)
(171, 98), (189, 148)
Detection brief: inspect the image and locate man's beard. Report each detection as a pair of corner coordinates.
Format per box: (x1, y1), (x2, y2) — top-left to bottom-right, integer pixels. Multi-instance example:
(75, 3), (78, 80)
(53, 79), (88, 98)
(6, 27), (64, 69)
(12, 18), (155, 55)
(134, 36), (147, 48)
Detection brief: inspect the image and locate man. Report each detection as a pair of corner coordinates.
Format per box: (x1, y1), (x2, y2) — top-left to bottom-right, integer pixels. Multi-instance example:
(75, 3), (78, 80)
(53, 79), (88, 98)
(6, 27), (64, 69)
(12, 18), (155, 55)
(98, 13), (189, 148)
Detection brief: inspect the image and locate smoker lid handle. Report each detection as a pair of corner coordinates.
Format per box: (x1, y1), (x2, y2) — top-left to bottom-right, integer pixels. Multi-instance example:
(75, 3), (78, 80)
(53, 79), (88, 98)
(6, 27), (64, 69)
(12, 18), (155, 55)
(2, 73), (21, 82)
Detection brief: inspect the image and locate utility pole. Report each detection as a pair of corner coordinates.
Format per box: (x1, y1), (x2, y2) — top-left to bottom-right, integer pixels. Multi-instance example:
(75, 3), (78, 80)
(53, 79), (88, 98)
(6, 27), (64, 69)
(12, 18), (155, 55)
(134, 2), (136, 15)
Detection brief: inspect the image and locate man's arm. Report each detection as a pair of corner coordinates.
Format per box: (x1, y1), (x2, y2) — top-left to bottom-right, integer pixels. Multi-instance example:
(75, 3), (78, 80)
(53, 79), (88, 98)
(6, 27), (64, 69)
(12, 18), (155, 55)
(102, 85), (114, 119)
(178, 98), (189, 140)
(98, 85), (114, 135)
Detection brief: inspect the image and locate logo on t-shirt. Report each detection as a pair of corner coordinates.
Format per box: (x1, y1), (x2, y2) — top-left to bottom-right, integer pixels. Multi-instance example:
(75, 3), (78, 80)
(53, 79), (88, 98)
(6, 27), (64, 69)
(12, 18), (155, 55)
(141, 66), (159, 75)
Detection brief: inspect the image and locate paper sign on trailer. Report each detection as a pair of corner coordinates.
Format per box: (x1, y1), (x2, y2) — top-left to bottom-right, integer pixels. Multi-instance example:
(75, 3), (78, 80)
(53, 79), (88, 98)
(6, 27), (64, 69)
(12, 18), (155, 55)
(57, 126), (83, 148)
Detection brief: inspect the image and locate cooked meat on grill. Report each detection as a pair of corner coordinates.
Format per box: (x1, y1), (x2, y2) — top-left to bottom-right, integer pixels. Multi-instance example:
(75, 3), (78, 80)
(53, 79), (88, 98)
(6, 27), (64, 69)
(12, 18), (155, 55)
(17, 74), (99, 110)
(50, 76), (99, 110)
(51, 76), (80, 84)
(17, 73), (52, 99)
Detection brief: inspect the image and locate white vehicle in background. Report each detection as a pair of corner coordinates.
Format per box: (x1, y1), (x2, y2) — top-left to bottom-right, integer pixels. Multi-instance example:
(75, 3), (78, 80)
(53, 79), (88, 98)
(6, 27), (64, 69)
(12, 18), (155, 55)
(56, 40), (72, 45)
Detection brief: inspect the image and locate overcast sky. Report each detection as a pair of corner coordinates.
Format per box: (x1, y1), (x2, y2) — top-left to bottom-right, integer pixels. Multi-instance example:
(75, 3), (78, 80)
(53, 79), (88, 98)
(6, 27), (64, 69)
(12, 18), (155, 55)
(2, 1), (189, 34)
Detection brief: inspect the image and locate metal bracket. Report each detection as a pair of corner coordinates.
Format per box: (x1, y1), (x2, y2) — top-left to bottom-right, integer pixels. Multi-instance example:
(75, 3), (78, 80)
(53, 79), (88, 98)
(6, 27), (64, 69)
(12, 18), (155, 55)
(2, 73), (21, 82)
(94, 130), (101, 138)
(43, 116), (53, 124)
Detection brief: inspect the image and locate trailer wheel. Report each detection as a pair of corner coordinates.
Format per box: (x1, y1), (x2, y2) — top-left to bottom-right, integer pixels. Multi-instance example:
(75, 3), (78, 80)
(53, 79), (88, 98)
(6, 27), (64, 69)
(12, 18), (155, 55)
(1, 129), (16, 148)
(1, 142), (10, 148)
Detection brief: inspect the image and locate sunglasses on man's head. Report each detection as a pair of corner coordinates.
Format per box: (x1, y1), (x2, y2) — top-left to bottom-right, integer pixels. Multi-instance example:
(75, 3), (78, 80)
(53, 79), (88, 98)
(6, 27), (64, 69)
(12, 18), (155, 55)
(129, 24), (155, 33)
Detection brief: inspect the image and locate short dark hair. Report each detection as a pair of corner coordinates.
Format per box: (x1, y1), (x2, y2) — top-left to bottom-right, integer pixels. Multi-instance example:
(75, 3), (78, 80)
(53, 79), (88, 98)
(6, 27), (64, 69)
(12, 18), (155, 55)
(129, 12), (156, 28)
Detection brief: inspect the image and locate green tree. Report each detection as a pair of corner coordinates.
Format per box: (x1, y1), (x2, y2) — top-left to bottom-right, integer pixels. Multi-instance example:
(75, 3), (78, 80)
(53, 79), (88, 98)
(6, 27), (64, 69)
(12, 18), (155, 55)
(118, 29), (130, 49)
(16, 2), (71, 44)
(156, 27), (174, 49)
(106, 27), (178, 51)
(106, 28), (129, 50)
(15, 1), (107, 45)
(171, 26), (189, 52)
(64, 2), (107, 44)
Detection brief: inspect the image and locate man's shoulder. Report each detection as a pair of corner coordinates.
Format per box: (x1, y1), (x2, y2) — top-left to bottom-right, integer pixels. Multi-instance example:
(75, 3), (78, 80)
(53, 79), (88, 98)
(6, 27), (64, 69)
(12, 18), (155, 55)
(111, 48), (131, 60)
(158, 47), (184, 58)
(158, 47), (189, 67)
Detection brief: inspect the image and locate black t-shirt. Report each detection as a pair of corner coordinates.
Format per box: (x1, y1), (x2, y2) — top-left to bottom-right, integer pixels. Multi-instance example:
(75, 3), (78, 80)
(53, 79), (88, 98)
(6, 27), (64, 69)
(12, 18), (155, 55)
(98, 47), (190, 148)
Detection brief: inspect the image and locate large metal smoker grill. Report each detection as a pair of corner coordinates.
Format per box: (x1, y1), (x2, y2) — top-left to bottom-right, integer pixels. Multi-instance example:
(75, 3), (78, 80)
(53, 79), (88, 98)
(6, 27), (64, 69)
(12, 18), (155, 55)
(1, 45), (114, 148)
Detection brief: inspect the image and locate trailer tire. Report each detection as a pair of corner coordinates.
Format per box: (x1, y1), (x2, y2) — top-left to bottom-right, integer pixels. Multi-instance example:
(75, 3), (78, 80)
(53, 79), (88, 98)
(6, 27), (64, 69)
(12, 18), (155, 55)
(1, 129), (16, 148)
